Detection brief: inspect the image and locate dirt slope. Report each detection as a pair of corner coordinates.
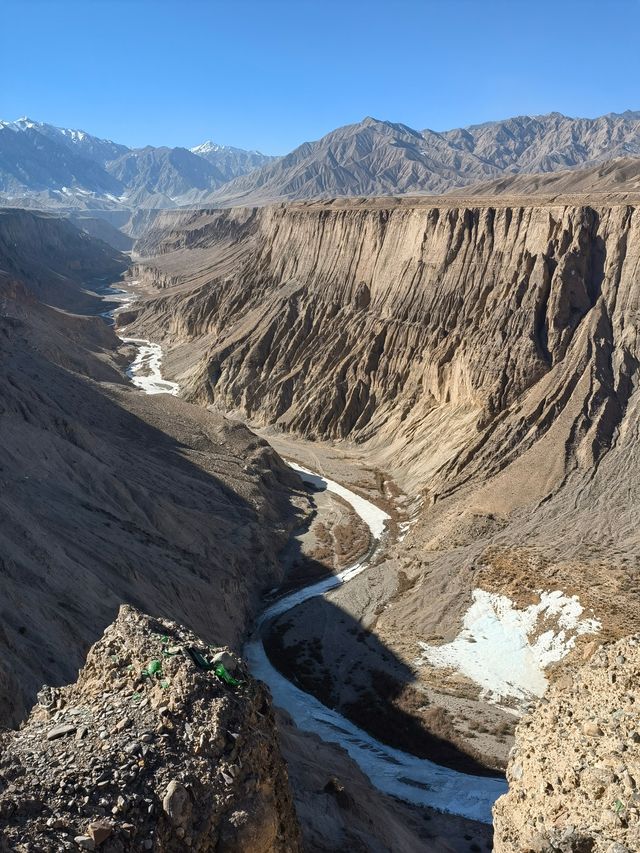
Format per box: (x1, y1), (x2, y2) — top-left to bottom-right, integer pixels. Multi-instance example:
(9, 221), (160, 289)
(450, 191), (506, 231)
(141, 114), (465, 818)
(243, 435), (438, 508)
(0, 208), (127, 311)
(130, 200), (640, 521)
(455, 156), (640, 201)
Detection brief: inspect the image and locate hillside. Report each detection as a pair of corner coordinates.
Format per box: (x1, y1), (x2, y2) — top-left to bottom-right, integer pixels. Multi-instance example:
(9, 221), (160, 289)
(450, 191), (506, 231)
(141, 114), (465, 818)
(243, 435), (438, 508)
(456, 155), (640, 199)
(0, 212), (311, 727)
(0, 207), (128, 310)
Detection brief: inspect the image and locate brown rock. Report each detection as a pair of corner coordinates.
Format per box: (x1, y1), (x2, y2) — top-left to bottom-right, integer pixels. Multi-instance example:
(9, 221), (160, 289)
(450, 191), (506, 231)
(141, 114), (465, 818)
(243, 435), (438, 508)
(86, 820), (112, 845)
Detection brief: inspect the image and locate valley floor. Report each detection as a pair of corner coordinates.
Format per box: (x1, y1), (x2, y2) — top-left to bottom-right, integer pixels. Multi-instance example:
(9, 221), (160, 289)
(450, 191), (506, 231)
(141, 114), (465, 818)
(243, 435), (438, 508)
(115, 290), (499, 849)
(250, 427), (518, 775)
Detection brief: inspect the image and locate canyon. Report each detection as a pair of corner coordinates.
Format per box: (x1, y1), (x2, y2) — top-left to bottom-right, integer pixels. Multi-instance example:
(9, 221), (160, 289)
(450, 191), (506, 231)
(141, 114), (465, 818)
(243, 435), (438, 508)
(1, 184), (639, 851)
(123, 195), (639, 847)
(0, 211), (492, 851)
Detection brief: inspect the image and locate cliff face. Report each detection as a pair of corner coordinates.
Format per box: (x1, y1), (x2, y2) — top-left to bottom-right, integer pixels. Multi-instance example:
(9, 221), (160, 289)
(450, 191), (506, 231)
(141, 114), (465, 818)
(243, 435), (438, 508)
(0, 606), (302, 852)
(493, 635), (640, 853)
(0, 208), (127, 311)
(132, 200), (640, 501)
(130, 202), (640, 731)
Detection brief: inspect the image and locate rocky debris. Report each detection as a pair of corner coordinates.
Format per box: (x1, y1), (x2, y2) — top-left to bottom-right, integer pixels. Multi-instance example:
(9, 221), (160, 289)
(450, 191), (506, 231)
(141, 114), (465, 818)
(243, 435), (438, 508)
(0, 605), (301, 852)
(493, 635), (640, 852)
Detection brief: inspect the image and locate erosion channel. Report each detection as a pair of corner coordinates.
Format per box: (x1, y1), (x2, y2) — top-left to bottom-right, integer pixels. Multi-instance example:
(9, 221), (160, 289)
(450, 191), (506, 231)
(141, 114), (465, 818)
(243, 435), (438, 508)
(104, 280), (506, 826)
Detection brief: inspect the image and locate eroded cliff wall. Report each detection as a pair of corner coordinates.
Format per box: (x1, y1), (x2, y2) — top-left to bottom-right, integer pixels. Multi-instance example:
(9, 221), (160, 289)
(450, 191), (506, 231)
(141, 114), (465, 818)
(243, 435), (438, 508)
(129, 201), (640, 682)
(132, 200), (640, 502)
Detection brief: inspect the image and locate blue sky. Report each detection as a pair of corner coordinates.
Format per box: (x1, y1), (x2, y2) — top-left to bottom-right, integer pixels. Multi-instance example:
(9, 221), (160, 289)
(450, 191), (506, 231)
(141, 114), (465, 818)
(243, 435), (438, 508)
(2, 0), (639, 154)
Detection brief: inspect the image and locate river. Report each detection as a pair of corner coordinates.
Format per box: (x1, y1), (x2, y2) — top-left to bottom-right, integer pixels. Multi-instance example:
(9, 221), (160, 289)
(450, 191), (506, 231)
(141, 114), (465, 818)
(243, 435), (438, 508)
(105, 284), (507, 824)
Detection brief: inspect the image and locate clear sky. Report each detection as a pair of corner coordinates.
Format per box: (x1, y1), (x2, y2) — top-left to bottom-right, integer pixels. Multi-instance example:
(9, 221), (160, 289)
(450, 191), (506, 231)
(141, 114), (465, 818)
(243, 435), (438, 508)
(2, 0), (639, 155)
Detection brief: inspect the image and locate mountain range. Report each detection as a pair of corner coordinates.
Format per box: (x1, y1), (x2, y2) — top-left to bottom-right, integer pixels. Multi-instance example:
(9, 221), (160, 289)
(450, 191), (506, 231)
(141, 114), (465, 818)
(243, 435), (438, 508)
(208, 111), (640, 205)
(0, 117), (274, 210)
(1, 111), (640, 215)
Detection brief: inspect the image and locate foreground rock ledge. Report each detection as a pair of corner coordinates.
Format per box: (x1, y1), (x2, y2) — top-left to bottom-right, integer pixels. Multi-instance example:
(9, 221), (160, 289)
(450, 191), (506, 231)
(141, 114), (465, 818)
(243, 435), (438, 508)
(493, 635), (640, 853)
(0, 605), (301, 852)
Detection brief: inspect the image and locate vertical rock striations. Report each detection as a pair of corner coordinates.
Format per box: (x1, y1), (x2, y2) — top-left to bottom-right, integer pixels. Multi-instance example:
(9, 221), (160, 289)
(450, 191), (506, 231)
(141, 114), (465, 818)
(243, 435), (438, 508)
(132, 200), (640, 498)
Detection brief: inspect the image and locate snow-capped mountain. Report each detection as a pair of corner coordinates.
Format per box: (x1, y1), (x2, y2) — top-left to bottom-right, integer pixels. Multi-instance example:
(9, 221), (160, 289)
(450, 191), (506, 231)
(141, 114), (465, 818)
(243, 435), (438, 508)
(190, 140), (275, 181)
(2, 110), (640, 213)
(0, 119), (276, 209)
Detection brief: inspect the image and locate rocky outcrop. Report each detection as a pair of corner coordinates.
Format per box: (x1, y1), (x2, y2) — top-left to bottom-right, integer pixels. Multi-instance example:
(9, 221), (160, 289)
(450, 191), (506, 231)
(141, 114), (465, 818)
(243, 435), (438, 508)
(493, 635), (640, 853)
(0, 606), (302, 852)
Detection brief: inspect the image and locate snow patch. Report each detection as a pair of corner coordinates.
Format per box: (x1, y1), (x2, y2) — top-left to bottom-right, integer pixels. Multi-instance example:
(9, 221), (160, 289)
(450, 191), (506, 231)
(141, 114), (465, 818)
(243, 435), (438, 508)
(415, 588), (601, 705)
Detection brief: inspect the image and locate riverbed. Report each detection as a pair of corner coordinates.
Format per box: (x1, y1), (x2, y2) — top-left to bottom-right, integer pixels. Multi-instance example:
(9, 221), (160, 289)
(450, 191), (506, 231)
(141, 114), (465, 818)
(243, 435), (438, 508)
(104, 284), (506, 824)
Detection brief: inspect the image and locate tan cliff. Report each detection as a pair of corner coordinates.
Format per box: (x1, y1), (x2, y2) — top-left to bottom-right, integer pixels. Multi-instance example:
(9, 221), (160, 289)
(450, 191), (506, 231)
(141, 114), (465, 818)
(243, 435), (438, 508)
(131, 199), (640, 519)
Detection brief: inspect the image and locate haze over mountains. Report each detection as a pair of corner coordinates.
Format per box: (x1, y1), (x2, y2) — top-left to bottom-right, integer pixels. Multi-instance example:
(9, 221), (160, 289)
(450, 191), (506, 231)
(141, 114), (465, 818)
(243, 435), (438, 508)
(1, 111), (640, 217)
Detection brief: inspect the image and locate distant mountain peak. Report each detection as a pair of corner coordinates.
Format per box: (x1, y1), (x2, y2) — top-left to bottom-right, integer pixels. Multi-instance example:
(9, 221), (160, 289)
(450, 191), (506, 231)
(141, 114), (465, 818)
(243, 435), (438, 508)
(191, 140), (225, 155)
(190, 139), (271, 157)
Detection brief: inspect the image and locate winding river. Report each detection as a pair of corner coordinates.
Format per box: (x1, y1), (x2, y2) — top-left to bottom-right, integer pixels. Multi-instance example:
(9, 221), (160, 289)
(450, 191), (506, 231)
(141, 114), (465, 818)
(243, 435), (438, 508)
(245, 465), (506, 824)
(106, 284), (506, 825)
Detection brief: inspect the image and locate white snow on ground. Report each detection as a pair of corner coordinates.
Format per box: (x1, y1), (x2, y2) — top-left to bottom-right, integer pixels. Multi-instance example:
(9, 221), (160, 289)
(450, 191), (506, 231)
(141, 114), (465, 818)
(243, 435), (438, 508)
(120, 337), (180, 396)
(415, 588), (601, 705)
(288, 462), (390, 539)
(246, 465), (505, 823)
(398, 517), (420, 542)
(98, 287), (136, 320)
